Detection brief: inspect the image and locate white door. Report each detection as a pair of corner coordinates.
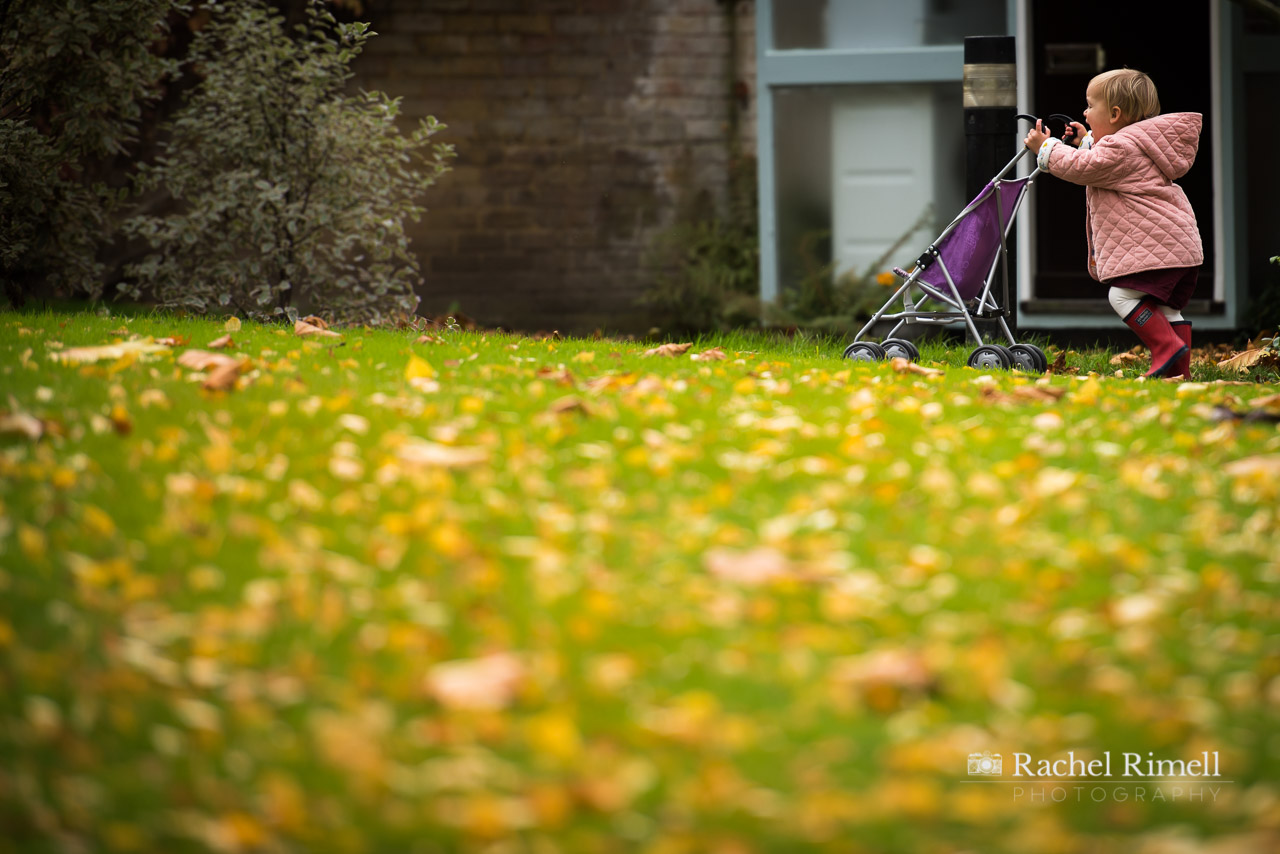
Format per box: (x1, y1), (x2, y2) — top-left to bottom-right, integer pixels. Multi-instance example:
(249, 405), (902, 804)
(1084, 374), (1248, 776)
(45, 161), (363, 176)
(832, 85), (935, 279)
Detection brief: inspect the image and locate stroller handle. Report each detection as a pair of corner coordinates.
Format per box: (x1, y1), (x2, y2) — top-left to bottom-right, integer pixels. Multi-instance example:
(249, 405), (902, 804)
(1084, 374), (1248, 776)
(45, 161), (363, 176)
(1016, 113), (1079, 140)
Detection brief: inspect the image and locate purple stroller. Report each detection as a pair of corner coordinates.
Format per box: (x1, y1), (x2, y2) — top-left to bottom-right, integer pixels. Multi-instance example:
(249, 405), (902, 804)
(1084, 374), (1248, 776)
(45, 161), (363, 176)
(842, 115), (1071, 372)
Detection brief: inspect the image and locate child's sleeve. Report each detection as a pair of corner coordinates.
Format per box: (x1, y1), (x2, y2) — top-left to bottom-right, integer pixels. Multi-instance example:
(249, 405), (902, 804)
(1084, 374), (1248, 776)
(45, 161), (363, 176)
(1035, 137), (1133, 189)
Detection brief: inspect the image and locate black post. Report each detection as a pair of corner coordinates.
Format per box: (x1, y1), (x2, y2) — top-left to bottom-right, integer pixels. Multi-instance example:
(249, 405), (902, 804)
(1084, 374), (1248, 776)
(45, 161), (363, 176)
(963, 35), (1017, 340)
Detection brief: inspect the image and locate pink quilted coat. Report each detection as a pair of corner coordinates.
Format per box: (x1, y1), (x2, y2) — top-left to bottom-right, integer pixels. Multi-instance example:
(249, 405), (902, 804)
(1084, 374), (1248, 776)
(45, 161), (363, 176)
(1038, 112), (1204, 282)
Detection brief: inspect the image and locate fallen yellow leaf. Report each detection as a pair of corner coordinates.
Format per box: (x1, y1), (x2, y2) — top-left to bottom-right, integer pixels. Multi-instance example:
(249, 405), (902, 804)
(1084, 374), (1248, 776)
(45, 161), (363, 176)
(48, 340), (171, 365)
(397, 440), (489, 468)
(405, 353), (436, 381)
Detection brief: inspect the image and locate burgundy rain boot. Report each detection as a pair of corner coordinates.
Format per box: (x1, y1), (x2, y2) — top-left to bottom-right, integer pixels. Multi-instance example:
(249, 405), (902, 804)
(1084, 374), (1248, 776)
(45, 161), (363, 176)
(1169, 320), (1192, 379)
(1122, 298), (1188, 378)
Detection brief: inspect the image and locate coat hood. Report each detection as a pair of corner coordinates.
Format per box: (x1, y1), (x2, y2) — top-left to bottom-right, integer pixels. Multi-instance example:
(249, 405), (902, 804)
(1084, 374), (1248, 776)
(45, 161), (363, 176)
(1119, 112), (1202, 181)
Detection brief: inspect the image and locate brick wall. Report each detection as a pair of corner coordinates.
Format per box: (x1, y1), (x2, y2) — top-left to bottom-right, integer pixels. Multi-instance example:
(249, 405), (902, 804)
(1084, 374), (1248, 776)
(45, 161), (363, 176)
(353, 0), (756, 333)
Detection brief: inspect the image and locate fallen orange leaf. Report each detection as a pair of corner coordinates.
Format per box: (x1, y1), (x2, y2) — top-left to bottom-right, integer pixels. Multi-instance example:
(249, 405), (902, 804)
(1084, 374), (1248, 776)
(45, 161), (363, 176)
(643, 343), (693, 358)
(202, 360), (244, 392)
(178, 350), (241, 372)
(891, 357), (943, 377)
(704, 546), (793, 585)
(296, 319), (341, 338)
(425, 653), (525, 710)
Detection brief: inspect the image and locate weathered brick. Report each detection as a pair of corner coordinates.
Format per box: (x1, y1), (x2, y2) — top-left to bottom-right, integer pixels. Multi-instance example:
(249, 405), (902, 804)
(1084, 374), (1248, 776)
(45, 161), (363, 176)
(439, 13), (498, 33)
(496, 14), (552, 35)
(351, 1), (756, 333)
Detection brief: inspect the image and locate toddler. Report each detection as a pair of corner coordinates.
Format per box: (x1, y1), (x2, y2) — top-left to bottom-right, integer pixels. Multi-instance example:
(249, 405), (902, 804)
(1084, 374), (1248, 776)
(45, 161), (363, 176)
(1023, 68), (1203, 378)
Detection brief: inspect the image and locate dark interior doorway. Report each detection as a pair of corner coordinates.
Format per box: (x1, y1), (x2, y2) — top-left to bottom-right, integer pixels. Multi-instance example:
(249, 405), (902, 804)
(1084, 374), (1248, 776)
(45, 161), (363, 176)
(1027, 1), (1216, 313)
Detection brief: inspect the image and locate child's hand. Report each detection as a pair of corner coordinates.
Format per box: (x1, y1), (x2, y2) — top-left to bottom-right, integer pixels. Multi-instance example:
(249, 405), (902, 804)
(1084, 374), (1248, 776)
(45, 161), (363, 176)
(1023, 120), (1050, 152)
(1062, 121), (1087, 146)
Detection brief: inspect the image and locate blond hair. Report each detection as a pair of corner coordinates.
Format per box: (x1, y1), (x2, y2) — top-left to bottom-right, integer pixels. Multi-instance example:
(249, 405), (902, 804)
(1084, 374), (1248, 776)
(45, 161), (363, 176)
(1089, 68), (1161, 122)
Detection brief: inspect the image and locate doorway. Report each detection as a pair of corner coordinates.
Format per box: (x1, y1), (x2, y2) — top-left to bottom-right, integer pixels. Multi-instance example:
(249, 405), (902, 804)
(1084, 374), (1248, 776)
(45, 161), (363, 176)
(1026, 1), (1217, 313)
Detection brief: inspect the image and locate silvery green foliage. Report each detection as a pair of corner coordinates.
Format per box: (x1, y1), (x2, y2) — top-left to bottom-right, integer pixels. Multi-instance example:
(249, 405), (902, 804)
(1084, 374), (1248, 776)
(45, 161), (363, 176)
(123, 0), (454, 324)
(0, 0), (182, 304)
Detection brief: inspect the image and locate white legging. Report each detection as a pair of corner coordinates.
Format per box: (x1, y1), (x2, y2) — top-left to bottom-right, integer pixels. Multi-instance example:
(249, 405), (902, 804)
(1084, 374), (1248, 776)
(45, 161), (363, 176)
(1108, 286), (1183, 322)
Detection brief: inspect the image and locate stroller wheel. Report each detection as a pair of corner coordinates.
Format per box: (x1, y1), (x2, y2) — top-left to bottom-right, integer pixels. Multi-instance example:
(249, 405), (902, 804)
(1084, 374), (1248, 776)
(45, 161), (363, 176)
(968, 345), (1012, 370)
(881, 338), (920, 361)
(843, 341), (886, 362)
(1008, 343), (1048, 373)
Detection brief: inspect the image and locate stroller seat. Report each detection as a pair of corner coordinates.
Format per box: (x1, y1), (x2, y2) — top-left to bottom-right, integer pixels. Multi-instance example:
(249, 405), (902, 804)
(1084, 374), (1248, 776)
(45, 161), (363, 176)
(842, 116), (1062, 372)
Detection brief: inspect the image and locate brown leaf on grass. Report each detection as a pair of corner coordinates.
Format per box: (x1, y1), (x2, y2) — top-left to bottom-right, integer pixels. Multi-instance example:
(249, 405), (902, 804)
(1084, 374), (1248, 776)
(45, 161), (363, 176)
(704, 546), (793, 585)
(1248, 393), (1280, 411)
(890, 357), (943, 377)
(155, 335), (189, 347)
(1046, 351), (1080, 375)
(535, 367), (576, 386)
(980, 384), (1067, 405)
(692, 347), (728, 362)
(0, 411), (45, 441)
(1217, 349), (1279, 372)
(202, 360), (245, 392)
(178, 350), (241, 372)
(643, 342), (693, 358)
(208, 334), (234, 350)
(397, 439), (489, 468)
(414, 335), (442, 345)
(301, 315), (329, 329)
(1246, 330), (1275, 351)
(425, 653), (525, 710)
(295, 319), (341, 338)
(548, 395), (592, 416)
(830, 648), (938, 711)
(1109, 352), (1144, 366)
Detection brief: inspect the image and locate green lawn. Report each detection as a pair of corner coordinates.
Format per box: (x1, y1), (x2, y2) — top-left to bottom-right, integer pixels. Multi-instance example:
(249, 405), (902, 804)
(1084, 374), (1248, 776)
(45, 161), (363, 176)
(2, 310), (1278, 853)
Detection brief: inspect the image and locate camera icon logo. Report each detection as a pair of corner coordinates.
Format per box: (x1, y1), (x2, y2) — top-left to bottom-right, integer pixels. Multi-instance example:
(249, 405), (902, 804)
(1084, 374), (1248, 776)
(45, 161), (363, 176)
(968, 752), (1002, 776)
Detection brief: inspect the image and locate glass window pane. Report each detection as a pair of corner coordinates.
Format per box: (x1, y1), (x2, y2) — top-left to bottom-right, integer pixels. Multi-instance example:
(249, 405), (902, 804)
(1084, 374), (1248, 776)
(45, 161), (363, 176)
(772, 83), (966, 303)
(772, 0), (1007, 50)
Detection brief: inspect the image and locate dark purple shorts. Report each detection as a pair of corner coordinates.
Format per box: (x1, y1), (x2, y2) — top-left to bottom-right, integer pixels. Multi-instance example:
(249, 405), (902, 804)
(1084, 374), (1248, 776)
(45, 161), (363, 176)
(1108, 266), (1199, 311)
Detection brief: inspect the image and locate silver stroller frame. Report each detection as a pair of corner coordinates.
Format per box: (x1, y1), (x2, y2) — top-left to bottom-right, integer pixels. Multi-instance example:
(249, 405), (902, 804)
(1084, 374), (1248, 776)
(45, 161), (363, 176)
(843, 120), (1059, 373)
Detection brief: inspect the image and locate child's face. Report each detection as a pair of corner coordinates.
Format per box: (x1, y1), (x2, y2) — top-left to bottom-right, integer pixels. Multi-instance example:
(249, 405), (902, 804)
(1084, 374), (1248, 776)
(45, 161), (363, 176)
(1083, 84), (1124, 141)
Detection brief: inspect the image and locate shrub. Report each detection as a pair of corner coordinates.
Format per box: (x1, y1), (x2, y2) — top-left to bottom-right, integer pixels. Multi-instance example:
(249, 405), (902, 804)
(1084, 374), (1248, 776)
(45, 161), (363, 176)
(0, 0), (182, 305)
(641, 157), (760, 334)
(770, 205), (936, 334)
(122, 0), (455, 324)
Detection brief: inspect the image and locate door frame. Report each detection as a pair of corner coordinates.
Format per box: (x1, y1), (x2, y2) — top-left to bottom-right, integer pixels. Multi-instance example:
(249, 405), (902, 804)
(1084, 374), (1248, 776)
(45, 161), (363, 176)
(1015, 0), (1242, 330)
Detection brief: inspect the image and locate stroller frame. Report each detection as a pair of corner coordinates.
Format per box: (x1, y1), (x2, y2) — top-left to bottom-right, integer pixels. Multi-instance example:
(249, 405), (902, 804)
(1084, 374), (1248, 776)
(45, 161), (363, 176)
(847, 145), (1043, 369)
